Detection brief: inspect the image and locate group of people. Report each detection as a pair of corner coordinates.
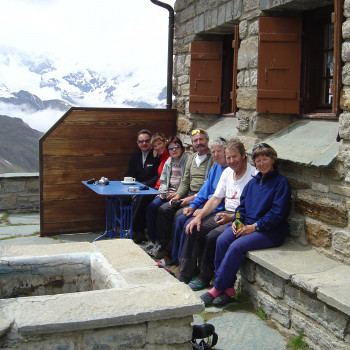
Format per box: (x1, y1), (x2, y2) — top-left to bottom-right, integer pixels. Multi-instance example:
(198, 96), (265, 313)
(125, 128), (291, 307)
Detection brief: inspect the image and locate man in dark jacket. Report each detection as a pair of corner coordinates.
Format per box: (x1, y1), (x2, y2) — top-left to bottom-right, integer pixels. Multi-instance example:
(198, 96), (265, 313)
(126, 129), (160, 187)
(126, 129), (160, 242)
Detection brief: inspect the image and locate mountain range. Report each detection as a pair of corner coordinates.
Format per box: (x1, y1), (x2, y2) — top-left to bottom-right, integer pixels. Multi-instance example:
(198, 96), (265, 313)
(0, 47), (166, 111)
(0, 115), (43, 173)
(0, 47), (167, 173)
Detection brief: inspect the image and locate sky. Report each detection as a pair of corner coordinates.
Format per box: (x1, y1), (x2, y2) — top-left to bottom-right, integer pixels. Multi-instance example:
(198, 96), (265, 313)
(0, 0), (176, 131)
(0, 0), (175, 79)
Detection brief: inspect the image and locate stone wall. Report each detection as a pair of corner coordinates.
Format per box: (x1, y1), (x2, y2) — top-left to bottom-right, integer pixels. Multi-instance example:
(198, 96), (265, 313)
(173, 0), (350, 264)
(239, 255), (350, 350)
(0, 173), (39, 212)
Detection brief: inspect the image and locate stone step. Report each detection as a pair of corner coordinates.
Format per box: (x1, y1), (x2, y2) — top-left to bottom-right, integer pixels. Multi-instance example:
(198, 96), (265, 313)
(243, 240), (350, 349)
(247, 240), (350, 316)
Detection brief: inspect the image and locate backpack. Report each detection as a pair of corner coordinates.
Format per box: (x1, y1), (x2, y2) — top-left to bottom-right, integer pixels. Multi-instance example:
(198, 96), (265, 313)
(190, 323), (218, 350)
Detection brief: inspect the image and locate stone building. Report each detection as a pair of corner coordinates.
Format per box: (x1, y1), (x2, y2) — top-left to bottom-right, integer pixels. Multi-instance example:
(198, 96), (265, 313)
(172, 0), (350, 348)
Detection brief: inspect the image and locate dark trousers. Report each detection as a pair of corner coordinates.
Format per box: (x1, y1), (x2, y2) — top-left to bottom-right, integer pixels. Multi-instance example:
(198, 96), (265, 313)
(177, 213), (218, 283)
(198, 224), (227, 284)
(171, 213), (193, 265)
(156, 201), (183, 253)
(132, 195), (155, 233)
(146, 196), (167, 242)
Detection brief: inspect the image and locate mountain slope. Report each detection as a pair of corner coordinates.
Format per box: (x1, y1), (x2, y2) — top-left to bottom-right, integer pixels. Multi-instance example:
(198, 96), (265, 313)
(0, 115), (43, 173)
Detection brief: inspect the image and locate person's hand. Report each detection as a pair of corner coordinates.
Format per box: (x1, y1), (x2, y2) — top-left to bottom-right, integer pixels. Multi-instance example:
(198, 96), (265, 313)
(183, 206), (195, 216)
(185, 216), (201, 234)
(166, 193), (176, 201)
(234, 224), (255, 237)
(181, 196), (193, 207)
(193, 208), (202, 217)
(215, 212), (233, 225)
(232, 221), (237, 234)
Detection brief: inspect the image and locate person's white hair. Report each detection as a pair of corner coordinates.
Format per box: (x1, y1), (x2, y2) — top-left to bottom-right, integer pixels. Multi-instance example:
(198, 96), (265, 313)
(209, 137), (227, 149)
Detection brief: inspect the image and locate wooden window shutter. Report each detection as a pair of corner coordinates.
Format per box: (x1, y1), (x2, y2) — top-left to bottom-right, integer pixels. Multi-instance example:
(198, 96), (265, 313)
(332, 0), (344, 115)
(189, 41), (223, 114)
(257, 17), (302, 114)
(230, 25), (240, 114)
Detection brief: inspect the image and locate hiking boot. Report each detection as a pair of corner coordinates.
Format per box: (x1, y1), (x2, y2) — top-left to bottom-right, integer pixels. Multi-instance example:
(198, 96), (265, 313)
(188, 278), (209, 291)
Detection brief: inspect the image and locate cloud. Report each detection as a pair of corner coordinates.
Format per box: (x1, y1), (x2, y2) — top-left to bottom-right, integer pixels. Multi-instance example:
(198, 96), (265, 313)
(0, 0), (175, 132)
(0, 102), (63, 132)
(0, 0), (175, 79)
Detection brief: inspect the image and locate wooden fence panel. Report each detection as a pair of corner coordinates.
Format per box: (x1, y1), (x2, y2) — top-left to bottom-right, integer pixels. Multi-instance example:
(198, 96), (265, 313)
(40, 107), (176, 236)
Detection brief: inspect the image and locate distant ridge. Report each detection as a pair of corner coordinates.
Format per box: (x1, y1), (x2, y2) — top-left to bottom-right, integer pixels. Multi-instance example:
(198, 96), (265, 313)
(0, 115), (43, 173)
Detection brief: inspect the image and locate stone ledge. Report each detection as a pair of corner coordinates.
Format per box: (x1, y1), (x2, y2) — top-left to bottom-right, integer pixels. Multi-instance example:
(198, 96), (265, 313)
(247, 241), (350, 316)
(0, 240), (204, 338)
(0, 173), (39, 178)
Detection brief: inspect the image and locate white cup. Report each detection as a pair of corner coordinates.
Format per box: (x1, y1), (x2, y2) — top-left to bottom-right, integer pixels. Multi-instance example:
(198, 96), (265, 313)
(124, 177), (135, 183)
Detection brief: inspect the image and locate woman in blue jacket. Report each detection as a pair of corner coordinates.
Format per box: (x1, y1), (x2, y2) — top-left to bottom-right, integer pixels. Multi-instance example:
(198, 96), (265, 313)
(200, 143), (291, 307)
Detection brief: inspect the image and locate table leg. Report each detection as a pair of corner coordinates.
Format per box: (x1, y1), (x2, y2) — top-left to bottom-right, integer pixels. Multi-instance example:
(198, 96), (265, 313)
(94, 197), (120, 241)
(115, 196), (134, 239)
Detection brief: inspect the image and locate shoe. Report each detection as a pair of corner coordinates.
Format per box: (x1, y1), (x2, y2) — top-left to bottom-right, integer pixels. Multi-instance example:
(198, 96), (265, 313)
(200, 292), (215, 307)
(170, 265), (180, 277)
(155, 249), (169, 259)
(212, 293), (236, 307)
(177, 275), (188, 283)
(188, 278), (209, 291)
(163, 255), (173, 266)
(132, 232), (147, 244)
(147, 242), (161, 256)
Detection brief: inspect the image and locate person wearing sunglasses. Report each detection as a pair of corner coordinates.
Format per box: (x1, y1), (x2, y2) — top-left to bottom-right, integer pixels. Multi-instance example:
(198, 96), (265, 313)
(200, 143), (291, 307)
(126, 129), (160, 187)
(131, 132), (170, 243)
(143, 136), (188, 254)
(154, 128), (214, 261)
(125, 129), (161, 242)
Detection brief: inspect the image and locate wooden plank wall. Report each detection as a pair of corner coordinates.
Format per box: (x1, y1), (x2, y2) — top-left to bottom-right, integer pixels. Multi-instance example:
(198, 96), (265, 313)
(40, 107), (176, 236)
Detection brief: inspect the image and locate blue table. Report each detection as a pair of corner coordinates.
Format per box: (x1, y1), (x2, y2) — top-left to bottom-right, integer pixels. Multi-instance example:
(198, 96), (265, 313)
(82, 181), (159, 241)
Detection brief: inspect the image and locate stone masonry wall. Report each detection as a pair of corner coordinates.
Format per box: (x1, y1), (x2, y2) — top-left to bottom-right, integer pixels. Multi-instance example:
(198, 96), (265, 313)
(0, 173), (39, 212)
(239, 260), (350, 350)
(173, 0), (350, 263)
(1, 316), (193, 350)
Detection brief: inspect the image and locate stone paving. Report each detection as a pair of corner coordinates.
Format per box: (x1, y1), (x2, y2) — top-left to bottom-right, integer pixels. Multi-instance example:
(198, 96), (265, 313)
(0, 212), (290, 350)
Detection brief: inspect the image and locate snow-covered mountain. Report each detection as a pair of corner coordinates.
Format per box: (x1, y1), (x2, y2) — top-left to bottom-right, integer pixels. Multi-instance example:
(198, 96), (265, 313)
(0, 47), (167, 131)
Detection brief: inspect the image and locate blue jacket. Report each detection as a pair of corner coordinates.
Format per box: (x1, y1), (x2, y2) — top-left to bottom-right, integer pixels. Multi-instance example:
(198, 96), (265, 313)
(235, 168), (291, 236)
(190, 163), (228, 211)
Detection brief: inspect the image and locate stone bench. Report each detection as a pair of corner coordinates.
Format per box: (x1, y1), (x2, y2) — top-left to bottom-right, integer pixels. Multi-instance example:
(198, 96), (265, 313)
(240, 240), (350, 350)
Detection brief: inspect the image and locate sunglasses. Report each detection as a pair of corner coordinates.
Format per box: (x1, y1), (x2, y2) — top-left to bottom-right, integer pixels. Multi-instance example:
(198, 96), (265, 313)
(168, 145), (181, 151)
(191, 129), (205, 136)
(137, 139), (150, 144)
(252, 143), (271, 151)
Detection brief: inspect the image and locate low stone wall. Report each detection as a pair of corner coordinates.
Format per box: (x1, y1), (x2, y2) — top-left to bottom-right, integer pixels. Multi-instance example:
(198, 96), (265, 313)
(239, 241), (350, 350)
(0, 173), (39, 212)
(0, 240), (203, 349)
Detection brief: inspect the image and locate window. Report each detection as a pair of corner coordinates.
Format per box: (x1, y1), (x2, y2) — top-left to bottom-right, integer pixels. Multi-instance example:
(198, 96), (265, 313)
(257, 1), (343, 117)
(301, 5), (335, 114)
(189, 27), (239, 115)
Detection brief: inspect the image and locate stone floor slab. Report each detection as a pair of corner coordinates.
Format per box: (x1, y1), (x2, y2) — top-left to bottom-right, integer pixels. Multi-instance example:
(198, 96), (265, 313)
(209, 311), (287, 350)
(7, 213), (40, 225)
(0, 225), (40, 237)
